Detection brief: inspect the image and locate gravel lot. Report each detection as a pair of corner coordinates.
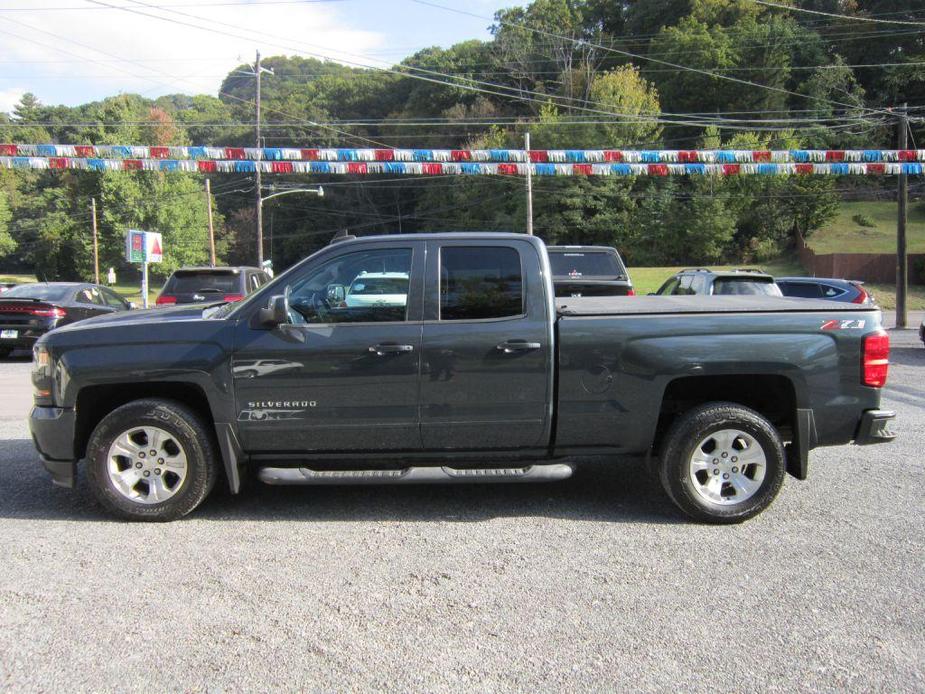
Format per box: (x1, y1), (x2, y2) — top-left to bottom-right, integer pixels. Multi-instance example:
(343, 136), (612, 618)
(1, 331), (923, 692)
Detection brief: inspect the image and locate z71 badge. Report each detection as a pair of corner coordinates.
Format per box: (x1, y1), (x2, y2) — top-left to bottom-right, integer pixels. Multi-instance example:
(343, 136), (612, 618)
(821, 319), (866, 331)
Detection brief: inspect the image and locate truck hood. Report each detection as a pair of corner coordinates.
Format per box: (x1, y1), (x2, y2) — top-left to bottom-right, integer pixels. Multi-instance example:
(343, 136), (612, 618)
(52, 302), (221, 333)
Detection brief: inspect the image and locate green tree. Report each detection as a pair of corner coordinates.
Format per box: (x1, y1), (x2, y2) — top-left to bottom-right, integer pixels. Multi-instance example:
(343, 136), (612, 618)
(0, 191), (14, 259)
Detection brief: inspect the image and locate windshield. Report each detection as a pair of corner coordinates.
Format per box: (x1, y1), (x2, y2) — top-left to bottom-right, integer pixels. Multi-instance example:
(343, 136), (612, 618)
(348, 277), (409, 295)
(164, 271), (240, 294)
(713, 278), (782, 296)
(1, 284), (72, 301)
(548, 251), (626, 278)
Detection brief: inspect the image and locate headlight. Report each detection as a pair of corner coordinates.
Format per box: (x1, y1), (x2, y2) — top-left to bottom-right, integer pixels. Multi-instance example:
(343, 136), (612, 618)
(32, 343), (53, 405)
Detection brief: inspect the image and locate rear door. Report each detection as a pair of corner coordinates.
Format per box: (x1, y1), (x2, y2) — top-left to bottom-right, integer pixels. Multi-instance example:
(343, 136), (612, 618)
(420, 239), (552, 450)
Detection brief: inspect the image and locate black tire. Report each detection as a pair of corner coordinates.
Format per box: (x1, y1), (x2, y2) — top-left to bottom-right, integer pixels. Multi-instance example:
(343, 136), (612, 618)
(658, 402), (786, 524)
(86, 398), (219, 521)
(0, 347), (12, 359)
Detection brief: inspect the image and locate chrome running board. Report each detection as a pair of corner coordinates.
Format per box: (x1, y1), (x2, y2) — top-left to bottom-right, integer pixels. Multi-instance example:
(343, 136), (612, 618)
(257, 463), (574, 486)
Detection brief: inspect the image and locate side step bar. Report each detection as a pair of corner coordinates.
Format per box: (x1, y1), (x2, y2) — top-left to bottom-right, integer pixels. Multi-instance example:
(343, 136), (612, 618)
(257, 463), (574, 486)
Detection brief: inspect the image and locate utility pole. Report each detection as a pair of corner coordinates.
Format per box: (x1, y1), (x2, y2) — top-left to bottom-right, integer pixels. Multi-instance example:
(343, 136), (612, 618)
(255, 49), (264, 267)
(90, 197), (99, 285)
(525, 132), (534, 235)
(897, 103), (908, 329)
(205, 178), (216, 267)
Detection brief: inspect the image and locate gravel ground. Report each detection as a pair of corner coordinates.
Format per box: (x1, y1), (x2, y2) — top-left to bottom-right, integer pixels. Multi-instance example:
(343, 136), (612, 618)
(0, 332), (923, 692)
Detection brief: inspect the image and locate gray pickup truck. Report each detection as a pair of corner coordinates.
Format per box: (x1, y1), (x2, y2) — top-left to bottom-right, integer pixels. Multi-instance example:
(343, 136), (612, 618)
(29, 233), (895, 523)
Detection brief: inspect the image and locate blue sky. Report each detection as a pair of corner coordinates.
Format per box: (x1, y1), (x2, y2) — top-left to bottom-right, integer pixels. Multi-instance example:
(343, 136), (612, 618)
(0, 0), (509, 112)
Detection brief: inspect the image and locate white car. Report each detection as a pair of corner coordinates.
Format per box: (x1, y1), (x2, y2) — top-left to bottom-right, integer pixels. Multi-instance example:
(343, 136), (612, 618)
(344, 272), (409, 308)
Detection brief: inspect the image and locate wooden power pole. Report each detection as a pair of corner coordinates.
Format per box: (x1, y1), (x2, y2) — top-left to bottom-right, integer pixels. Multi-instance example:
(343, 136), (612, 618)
(897, 103), (908, 329)
(91, 197), (100, 285)
(255, 50), (264, 267)
(205, 178), (216, 267)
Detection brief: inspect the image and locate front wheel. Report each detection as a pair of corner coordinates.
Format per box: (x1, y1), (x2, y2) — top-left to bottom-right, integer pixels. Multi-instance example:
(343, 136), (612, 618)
(658, 402), (786, 524)
(86, 399), (219, 521)
(0, 346), (12, 359)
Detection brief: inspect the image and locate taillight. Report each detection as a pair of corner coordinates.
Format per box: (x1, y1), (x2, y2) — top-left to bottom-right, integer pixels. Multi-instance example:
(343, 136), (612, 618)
(851, 284), (869, 304)
(156, 295), (177, 306)
(223, 293), (244, 302)
(862, 331), (889, 387)
(627, 288), (636, 296)
(31, 306), (66, 318)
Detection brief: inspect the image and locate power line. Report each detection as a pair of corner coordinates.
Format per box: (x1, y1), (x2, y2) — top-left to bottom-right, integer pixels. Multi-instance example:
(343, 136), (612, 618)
(411, 0), (890, 120)
(752, 0), (925, 27)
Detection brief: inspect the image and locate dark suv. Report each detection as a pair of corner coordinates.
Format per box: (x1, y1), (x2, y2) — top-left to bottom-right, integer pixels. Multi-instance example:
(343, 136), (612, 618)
(655, 268), (782, 297)
(156, 267), (270, 306)
(546, 246), (634, 297)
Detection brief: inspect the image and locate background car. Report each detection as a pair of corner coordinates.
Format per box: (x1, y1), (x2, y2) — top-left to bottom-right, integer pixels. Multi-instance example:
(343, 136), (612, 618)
(156, 266), (270, 306)
(777, 277), (875, 305)
(0, 282), (132, 358)
(655, 268), (782, 297)
(0, 282), (17, 294)
(546, 246), (634, 297)
(344, 272), (409, 308)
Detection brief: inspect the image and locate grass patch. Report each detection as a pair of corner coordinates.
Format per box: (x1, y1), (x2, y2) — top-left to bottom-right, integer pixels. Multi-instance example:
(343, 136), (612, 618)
(809, 200), (925, 254)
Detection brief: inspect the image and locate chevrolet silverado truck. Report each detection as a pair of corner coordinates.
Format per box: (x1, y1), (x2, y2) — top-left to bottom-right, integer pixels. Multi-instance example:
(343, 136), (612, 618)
(29, 233), (896, 523)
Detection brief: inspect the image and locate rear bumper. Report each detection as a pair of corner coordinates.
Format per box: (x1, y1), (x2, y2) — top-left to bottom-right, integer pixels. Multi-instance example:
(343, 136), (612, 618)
(854, 409), (897, 445)
(0, 322), (52, 350)
(29, 406), (77, 488)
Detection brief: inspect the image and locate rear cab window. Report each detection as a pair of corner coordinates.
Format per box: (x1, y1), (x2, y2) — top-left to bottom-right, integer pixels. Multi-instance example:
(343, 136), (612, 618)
(165, 271), (241, 296)
(712, 277), (782, 296)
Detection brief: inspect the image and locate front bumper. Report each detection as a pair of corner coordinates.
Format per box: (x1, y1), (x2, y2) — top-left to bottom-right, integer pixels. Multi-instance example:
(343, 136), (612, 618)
(29, 406), (77, 488)
(854, 409), (897, 445)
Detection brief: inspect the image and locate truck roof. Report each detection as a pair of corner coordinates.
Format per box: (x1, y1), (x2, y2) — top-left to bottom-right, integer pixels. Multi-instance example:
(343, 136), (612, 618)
(335, 232), (538, 244)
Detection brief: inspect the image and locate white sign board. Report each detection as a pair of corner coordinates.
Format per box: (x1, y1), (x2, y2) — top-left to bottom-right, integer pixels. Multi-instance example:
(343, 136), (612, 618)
(125, 229), (163, 264)
(145, 232), (163, 263)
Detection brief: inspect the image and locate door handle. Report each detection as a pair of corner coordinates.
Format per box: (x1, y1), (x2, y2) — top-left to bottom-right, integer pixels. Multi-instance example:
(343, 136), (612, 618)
(496, 340), (541, 354)
(369, 343), (414, 356)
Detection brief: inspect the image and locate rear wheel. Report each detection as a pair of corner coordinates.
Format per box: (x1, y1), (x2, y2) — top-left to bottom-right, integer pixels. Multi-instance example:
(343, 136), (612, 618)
(658, 402), (786, 524)
(86, 399), (218, 521)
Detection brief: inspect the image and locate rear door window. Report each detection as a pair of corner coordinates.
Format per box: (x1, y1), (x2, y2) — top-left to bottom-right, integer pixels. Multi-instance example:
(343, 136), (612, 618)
(780, 282), (822, 298)
(440, 247), (523, 321)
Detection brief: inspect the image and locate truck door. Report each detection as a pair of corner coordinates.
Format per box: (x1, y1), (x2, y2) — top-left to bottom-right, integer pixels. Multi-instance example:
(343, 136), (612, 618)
(233, 240), (424, 452)
(420, 239), (553, 450)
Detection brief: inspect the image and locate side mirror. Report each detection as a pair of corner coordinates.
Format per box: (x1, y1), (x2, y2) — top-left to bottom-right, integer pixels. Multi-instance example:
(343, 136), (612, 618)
(327, 284), (346, 303)
(253, 294), (288, 329)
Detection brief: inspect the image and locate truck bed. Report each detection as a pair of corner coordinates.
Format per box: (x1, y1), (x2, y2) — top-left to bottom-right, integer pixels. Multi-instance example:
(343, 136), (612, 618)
(556, 295), (873, 316)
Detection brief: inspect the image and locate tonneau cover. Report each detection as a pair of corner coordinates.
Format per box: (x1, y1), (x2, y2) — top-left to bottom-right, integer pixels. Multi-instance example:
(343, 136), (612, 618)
(556, 295), (874, 316)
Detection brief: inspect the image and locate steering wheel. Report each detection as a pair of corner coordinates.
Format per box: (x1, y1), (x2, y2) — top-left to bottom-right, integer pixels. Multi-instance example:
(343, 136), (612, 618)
(311, 290), (332, 322)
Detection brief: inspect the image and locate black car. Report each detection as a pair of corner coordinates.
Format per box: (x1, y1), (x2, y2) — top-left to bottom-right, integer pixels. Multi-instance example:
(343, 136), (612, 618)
(776, 277), (874, 305)
(546, 246), (634, 297)
(0, 282), (132, 358)
(156, 267), (270, 306)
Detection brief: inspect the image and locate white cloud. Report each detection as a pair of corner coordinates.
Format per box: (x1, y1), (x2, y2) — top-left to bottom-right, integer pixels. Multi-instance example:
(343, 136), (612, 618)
(0, 87), (26, 114)
(0, 0), (387, 106)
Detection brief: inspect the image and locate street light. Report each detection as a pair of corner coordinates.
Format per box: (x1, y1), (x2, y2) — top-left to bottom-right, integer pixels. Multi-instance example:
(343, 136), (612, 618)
(259, 186), (324, 270)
